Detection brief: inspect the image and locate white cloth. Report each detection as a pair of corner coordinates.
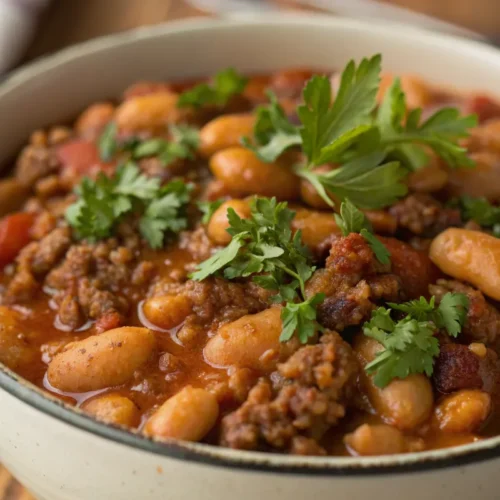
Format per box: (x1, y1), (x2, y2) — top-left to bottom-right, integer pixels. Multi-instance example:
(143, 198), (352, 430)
(0, 0), (50, 74)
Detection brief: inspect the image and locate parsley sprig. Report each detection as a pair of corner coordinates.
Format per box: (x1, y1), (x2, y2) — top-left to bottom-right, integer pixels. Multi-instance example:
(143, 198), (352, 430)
(191, 197), (324, 343)
(134, 124), (200, 166)
(197, 199), (224, 224)
(376, 78), (477, 169)
(364, 292), (469, 388)
(65, 162), (191, 248)
(457, 196), (500, 237)
(138, 180), (192, 248)
(241, 91), (301, 162)
(243, 54), (477, 210)
(97, 123), (199, 167)
(177, 68), (248, 109)
(335, 199), (391, 265)
(299, 56), (381, 166)
(98, 123), (139, 162)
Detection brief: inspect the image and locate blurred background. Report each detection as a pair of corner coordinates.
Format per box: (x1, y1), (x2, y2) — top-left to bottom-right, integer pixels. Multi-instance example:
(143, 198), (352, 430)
(0, 0), (498, 498)
(1, 0), (500, 75)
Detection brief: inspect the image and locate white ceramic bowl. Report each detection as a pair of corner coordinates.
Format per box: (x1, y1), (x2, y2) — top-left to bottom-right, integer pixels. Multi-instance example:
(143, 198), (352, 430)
(1, 16), (500, 500)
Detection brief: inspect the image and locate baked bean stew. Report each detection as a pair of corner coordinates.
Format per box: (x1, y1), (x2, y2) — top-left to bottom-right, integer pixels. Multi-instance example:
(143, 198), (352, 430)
(2, 54), (500, 457)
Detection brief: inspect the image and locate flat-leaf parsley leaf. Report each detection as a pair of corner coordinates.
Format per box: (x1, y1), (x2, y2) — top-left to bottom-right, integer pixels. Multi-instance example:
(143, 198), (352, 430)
(241, 91), (301, 162)
(242, 55), (476, 210)
(334, 199), (391, 264)
(191, 197), (324, 343)
(133, 125), (200, 166)
(365, 292), (469, 387)
(66, 162), (191, 248)
(376, 78), (477, 169)
(457, 196), (500, 237)
(177, 68), (248, 109)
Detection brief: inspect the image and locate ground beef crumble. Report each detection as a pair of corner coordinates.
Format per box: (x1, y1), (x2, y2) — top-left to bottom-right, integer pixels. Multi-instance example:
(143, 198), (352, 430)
(148, 277), (271, 345)
(1, 227), (156, 330)
(2, 227), (72, 303)
(389, 193), (462, 237)
(15, 144), (61, 188)
(220, 332), (359, 454)
(305, 234), (403, 331)
(46, 238), (154, 329)
(179, 226), (215, 263)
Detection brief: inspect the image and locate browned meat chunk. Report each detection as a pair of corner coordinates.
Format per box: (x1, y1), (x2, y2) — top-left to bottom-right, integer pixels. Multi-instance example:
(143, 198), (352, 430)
(433, 344), (483, 393)
(220, 332), (359, 454)
(2, 227), (72, 303)
(381, 236), (440, 298)
(29, 227), (72, 275)
(433, 343), (500, 397)
(45, 240), (150, 329)
(306, 234), (403, 331)
(179, 226), (215, 263)
(15, 145), (60, 187)
(389, 193), (462, 237)
(148, 277), (270, 345)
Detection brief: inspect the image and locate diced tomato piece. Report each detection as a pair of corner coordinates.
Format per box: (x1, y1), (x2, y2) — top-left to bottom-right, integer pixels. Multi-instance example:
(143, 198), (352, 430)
(466, 95), (500, 123)
(56, 140), (100, 174)
(0, 212), (36, 267)
(56, 139), (115, 180)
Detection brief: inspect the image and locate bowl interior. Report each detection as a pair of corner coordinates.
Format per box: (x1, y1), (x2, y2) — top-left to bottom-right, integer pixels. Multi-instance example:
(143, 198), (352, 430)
(1, 15), (500, 471)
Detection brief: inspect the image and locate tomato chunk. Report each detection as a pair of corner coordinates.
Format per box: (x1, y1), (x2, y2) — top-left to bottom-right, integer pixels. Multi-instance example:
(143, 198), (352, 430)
(56, 139), (101, 174)
(466, 95), (500, 123)
(0, 212), (35, 267)
(56, 139), (115, 179)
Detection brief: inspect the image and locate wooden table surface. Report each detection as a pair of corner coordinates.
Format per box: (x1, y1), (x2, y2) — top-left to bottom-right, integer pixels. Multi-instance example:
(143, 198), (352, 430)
(2, 0), (497, 498)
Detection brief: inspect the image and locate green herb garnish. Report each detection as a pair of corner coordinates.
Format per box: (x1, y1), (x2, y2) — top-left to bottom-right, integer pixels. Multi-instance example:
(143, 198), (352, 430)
(197, 199), (224, 224)
(299, 56), (381, 166)
(242, 55), (477, 210)
(376, 78), (477, 169)
(134, 125), (200, 166)
(97, 123), (199, 167)
(98, 123), (119, 162)
(98, 123), (142, 162)
(296, 151), (407, 209)
(66, 162), (191, 248)
(241, 91), (301, 162)
(177, 68), (248, 109)
(364, 292), (469, 388)
(139, 180), (192, 249)
(458, 196), (500, 237)
(334, 199), (391, 265)
(191, 197), (324, 343)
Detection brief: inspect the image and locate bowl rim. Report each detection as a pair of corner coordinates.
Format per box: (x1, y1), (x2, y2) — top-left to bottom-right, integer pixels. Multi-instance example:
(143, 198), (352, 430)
(2, 14), (500, 476)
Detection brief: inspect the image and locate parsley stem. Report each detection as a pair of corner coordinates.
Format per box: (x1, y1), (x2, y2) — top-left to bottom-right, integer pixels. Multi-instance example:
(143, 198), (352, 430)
(281, 265), (307, 300)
